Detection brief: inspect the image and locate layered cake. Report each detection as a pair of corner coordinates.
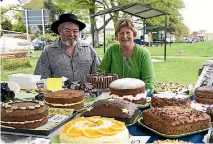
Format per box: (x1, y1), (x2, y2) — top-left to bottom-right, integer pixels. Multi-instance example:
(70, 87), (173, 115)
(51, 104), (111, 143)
(143, 106), (211, 135)
(81, 98), (139, 124)
(60, 116), (129, 144)
(44, 90), (84, 110)
(206, 106), (213, 122)
(195, 86), (213, 104)
(86, 72), (118, 89)
(109, 78), (146, 104)
(151, 92), (191, 108)
(153, 140), (192, 144)
(1, 99), (48, 129)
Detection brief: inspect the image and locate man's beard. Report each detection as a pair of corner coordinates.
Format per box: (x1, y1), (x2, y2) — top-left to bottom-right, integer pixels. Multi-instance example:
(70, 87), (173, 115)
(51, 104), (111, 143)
(61, 38), (77, 47)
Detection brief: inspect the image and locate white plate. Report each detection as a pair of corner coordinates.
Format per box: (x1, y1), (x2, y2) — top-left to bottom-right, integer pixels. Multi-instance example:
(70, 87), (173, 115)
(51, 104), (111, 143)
(190, 100), (211, 112)
(1, 81), (20, 94)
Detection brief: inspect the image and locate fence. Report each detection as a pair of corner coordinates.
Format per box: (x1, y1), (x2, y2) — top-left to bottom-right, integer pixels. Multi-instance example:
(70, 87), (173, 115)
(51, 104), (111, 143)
(0, 30), (32, 71)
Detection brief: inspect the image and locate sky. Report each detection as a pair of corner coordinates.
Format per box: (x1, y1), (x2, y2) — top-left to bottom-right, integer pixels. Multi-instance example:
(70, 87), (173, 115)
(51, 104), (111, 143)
(1, 0), (213, 33)
(181, 0), (213, 33)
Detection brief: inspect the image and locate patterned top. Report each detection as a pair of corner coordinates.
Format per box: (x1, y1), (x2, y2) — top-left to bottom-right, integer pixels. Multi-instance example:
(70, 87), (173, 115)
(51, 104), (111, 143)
(34, 39), (100, 82)
(98, 43), (155, 90)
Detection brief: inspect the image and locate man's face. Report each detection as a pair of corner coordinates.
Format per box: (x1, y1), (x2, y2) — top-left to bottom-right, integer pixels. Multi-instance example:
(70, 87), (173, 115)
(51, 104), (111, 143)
(116, 26), (135, 48)
(59, 23), (79, 47)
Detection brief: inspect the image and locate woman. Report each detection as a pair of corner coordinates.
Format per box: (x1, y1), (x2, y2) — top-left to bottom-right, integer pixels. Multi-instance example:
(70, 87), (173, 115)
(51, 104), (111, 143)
(99, 17), (155, 90)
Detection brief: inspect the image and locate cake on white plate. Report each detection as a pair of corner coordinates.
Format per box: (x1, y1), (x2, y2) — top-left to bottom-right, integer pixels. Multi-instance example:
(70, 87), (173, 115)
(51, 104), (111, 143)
(109, 78), (147, 105)
(60, 116), (129, 144)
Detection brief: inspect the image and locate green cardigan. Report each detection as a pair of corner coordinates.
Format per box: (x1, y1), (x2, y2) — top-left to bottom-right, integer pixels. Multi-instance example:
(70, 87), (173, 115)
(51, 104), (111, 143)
(99, 43), (155, 90)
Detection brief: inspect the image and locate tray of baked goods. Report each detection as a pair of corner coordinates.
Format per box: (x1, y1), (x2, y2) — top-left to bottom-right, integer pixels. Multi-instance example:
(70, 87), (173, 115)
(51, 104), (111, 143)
(138, 106), (211, 138)
(154, 82), (193, 96)
(0, 99), (78, 137)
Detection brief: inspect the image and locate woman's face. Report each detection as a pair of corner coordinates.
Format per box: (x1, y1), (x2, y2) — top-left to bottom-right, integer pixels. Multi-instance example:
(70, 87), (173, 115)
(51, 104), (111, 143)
(59, 23), (79, 47)
(116, 26), (136, 48)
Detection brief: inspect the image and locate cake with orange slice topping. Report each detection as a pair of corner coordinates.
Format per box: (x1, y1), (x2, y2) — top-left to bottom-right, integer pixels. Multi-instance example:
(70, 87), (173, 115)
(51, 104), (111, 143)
(60, 116), (129, 144)
(81, 98), (139, 124)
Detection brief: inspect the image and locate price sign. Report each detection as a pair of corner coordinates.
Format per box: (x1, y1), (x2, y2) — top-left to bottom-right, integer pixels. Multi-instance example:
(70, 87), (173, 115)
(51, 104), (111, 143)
(47, 78), (62, 91)
(130, 136), (150, 144)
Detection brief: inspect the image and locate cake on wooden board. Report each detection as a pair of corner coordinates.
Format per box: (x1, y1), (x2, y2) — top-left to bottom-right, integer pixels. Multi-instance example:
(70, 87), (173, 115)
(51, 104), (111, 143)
(143, 106), (211, 135)
(1, 99), (48, 129)
(60, 116), (129, 144)
(81, 98), (139, 124)
(44, 90), (84, 110)
(195, 86), (213, 104)
(109, 78), (146, 104)
(151, 92), (191, 107)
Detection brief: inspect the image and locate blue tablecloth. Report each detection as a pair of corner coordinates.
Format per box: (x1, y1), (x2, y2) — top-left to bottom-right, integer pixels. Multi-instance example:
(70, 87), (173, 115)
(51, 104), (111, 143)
(127, 95), (209, 143)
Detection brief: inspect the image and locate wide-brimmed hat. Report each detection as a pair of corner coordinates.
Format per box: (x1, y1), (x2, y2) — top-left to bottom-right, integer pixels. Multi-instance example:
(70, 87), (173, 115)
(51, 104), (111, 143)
(51, 13), (86, 34)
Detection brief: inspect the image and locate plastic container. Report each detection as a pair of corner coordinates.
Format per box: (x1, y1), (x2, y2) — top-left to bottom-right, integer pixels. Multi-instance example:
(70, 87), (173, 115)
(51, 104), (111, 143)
(8, 74), (41, 90)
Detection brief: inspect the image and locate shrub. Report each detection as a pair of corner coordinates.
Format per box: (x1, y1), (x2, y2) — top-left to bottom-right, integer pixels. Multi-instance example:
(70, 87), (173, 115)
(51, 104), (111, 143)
(1, 59), (31, 71)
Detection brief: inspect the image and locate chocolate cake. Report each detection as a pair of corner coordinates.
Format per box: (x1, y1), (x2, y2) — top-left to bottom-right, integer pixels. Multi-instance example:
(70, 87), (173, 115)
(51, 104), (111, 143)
(206, 106), (213, 122)
(143, 106), (211, 135)
(81, 98), (139, 124)
(109, 78), (146, 104)
(1, 99), (48, 129)
(195, 86), (213, 104)
(86, 72), (118, 89)
(64, 80), (103, 98)
(44, 90), (84, 110)
(151, 92), (191, 108)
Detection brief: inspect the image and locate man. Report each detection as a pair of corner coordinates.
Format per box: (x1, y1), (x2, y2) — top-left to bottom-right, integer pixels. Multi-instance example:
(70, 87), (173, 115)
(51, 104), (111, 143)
(34, 13), (100, 82)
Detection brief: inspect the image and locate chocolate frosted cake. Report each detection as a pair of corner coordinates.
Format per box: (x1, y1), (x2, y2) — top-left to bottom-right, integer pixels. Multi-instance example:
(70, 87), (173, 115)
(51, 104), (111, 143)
(206, 106), (213, 122)
(151, 92), (191, 108)
(109, 78), (146, 104)
(81, 98), (139, 124)
(44, 90), (84, 110)
(1, 99), (48, 129)
(143, 106), (211, 135)
(195, 86), (213, 104)
(86, 73), (118, 89)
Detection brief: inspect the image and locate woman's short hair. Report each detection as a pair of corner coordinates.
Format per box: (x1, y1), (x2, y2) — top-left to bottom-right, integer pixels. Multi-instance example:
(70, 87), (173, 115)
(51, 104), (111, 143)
(115, 17), (137, 37)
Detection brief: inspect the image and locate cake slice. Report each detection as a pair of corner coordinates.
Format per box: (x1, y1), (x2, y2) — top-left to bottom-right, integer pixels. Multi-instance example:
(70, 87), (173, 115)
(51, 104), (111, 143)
(81, 98), (139, 124)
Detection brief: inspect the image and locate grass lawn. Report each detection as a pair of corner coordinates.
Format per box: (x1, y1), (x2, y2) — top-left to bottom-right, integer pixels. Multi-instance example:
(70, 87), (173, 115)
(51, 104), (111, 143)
(96, 41), (213, 57)
(1, 41), (212, 86)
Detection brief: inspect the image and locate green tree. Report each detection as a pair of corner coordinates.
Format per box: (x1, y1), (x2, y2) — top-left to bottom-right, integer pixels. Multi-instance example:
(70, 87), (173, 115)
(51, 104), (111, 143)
(1, 18), (13, 30)
(12, 12), (26, 33)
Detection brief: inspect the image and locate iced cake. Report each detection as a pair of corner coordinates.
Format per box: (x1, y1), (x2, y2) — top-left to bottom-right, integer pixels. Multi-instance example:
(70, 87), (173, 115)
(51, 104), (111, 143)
(195, 86), (213, 104)
(60, 116), (129, 144)
(81, 98), (139, 124)
(151, 92), (191, 107)
(109, 78), (146, 104)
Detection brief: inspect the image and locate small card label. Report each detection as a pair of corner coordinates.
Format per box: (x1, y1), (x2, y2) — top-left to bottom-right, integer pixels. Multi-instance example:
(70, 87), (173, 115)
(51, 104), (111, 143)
(48, 114), (69, 123)
(130, 136), (150, 144)
(47, 78), (62, 91)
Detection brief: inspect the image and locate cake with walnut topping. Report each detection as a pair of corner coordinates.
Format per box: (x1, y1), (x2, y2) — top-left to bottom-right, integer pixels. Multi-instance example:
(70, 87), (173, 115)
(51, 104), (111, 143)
(143, 106), (211, 135)
(81, 98), (139, 124)
(1, 99), (48, 129)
